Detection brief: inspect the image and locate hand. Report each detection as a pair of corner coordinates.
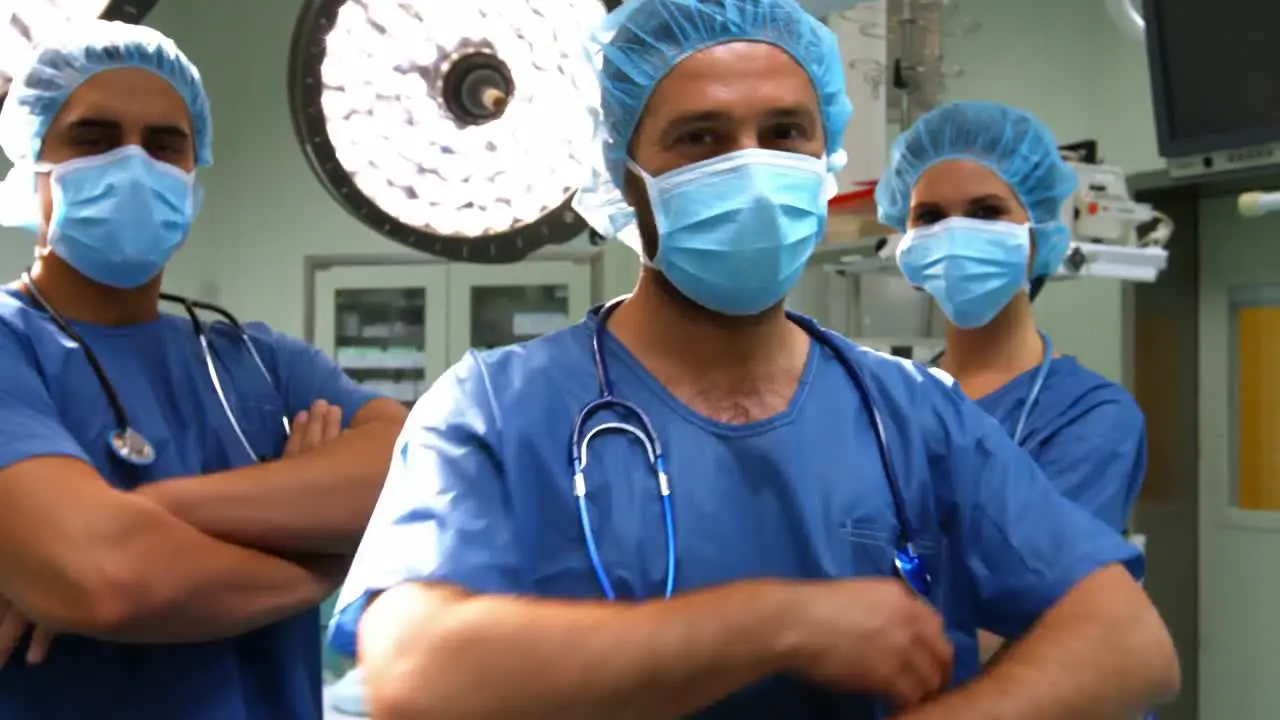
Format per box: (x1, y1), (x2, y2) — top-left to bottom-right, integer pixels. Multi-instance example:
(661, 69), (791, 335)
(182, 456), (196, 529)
(284, 399), (344, 457)
(0, 597), (55, 668)
(789, 579), (953, 709)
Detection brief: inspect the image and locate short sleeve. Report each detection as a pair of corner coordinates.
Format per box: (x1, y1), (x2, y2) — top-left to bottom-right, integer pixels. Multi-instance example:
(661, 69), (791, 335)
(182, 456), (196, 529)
(922, 370), (1144, 640)
(326, 350), (522, 658)
(0, 323), (91, 471)
(1034, 399), (1147, 533)
(245, 322), (381, 428)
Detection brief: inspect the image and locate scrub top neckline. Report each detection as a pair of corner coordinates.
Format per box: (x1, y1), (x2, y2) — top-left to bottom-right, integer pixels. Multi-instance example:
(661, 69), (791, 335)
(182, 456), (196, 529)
(975, 355), (1079, 405)
(581, 308), (821, 439)
(2, 284), (170, 337)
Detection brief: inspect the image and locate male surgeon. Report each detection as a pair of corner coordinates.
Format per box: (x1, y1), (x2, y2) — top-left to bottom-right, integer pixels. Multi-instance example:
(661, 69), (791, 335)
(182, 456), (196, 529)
(0, 20), (408, 720)
(332, 1), (1179, 718)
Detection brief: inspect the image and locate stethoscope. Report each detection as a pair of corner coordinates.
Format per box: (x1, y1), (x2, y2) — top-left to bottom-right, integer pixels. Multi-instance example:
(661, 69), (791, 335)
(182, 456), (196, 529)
(930, 330), (1053, 446)
(570, 298), (930, 602)
(1013, 331), (1053, 444)
(21, 271), (290, 467)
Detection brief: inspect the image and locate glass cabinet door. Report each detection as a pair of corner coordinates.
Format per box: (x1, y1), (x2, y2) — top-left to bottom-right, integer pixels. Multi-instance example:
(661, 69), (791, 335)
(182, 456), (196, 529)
(446, 260), (593, 361)
(313, 265), (450, 406)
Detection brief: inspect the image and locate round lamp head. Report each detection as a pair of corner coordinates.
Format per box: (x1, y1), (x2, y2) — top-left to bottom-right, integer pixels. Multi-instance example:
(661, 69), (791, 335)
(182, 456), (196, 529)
(289, 0), (619, 264)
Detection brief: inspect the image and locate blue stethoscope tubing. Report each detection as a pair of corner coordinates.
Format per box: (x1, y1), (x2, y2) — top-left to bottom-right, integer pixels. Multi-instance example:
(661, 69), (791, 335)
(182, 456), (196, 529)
(571, 298), (930, 602)
(929, 329), (1053, 446)
(1013, 330), (1054, 445)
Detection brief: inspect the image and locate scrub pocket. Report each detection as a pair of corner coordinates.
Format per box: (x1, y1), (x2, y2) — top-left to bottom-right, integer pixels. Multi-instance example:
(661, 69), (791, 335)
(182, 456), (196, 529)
(839, 518), (948, 609)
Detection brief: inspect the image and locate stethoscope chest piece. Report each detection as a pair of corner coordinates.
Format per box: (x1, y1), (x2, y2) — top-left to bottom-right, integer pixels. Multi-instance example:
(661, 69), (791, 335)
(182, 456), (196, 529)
(894, 544), (931, 597)
(110, 427), (156, 467)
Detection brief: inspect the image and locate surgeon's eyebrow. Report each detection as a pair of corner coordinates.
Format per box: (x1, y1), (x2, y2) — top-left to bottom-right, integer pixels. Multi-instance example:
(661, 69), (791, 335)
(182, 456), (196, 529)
(145, 124), (191, 141)
(963, 194), (1014, 214)
(60, 117), (190, 140)
(63, 117), (122, 134)
(761, 105), (820, 126)
(661, 109), (734, 139)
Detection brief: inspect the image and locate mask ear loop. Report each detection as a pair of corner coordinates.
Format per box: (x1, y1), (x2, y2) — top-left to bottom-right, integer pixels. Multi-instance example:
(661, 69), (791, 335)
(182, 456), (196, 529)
(624, 161), (663, 268)
(1027, 225), (1049, 302)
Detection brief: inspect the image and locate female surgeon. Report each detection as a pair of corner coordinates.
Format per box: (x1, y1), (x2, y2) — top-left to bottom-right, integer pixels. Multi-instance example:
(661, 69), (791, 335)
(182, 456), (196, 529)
(875, 100), (1148, 660)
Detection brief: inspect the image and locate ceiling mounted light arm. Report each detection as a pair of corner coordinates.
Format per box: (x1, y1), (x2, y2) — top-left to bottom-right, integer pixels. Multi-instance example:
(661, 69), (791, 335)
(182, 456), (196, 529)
(288, 0), (618, 264)
(100, 0), (161, 22)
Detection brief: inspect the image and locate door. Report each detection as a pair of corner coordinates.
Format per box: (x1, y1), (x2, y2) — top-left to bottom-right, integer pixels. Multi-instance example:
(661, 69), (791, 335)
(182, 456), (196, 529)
(314, 264), (450, 407)
(446, 260), (593, 363)
(1199, 198), (1280, 719)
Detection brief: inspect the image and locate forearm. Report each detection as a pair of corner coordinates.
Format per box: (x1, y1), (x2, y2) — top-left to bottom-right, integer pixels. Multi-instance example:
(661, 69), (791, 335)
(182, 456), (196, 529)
(87, 550), (335, 644)
(14, 496), (335, 642)
(360, 579), (802, 720)
(138, 421), (400, 555)
(894, 567), (1179, 720)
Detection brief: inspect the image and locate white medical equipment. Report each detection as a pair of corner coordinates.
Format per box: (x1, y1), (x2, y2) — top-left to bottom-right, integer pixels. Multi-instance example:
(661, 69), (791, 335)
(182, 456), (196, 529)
(1237, 190), (1280, 218)
(1053, 162), (1173, 284)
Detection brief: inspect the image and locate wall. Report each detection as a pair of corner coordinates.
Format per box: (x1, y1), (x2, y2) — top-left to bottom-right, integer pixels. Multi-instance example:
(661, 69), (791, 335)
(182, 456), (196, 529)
(1132, 185), (1200, 720)
(1194, 194), (1280, 719)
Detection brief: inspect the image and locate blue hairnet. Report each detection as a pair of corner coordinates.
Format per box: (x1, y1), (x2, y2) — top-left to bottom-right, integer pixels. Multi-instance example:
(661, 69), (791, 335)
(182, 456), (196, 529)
(875, 101), (1077, 280)
(571, 0), (852, 249)
(0, 20), (213, 168)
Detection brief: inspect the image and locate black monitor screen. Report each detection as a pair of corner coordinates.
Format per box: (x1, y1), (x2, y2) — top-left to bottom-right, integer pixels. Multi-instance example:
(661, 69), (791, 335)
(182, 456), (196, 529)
(1143, 0), (1280, 157)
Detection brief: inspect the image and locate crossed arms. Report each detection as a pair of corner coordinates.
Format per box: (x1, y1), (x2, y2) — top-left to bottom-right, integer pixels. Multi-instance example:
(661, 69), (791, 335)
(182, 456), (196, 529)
(0, 323), (408, 650)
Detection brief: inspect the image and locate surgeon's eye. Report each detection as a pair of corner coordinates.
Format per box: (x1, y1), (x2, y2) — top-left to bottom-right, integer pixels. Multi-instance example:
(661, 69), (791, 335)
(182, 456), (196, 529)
(674, 128), (717, 149)
(765, 122), (810, 145)
(910, 207), (948, 226)
(72, 135), (115, 153)
(966, 201), (1009, 221)
(146, 139), (186, 159)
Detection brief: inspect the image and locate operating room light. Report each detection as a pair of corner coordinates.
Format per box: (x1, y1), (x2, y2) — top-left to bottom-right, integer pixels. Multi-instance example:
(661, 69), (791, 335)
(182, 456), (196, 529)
(0, 0), (159, 103)
(290, 0), (616, 263)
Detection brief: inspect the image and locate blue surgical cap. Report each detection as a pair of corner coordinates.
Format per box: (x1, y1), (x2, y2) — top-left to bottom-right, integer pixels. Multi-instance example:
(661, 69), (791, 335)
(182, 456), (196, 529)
(599, 0), (851, 189)
(571, 0), (852, 247)
(875, 101), (1078, 280)
(0, 20), (213, 168)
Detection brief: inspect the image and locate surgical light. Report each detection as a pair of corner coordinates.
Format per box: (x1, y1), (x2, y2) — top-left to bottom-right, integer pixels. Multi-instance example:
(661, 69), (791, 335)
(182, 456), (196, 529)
(0, 0), (159, 106)
(288, 0), (618, 264)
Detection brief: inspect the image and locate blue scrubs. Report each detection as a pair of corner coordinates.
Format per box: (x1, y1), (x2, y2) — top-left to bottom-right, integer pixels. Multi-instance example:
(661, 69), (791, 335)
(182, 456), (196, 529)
(975, 357), (1147, 533)
(0, 288), (379, 720)
(332, 309), (1142, 718)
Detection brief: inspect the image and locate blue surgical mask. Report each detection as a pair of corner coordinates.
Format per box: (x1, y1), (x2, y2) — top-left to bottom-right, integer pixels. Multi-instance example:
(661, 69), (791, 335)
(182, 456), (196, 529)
(896, 216), (1031, 329)
(42, 145), (200, 289)
(631, 148), (833, 316)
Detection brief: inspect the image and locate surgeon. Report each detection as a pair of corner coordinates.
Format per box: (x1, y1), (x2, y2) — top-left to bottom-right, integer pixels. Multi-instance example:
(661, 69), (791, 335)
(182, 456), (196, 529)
(0, 20), (408, 720)
(332, 1), (1178, 718)
(876, 102), (1148, 662)
(878, 101), (1146, 532)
